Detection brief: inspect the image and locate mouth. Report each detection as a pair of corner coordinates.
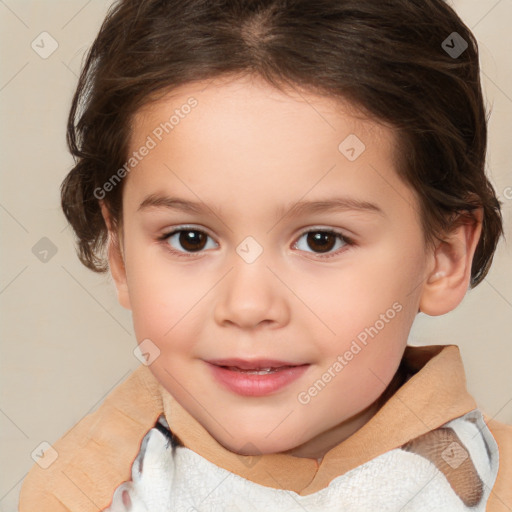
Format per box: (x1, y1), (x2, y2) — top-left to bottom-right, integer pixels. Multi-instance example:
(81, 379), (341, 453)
(206, 358), (307, 372)
(205, 358), (310, 396)
(222, 367), (292, 374)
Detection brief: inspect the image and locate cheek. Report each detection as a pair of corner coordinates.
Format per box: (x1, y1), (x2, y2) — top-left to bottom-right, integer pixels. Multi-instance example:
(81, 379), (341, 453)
(124, 248), (205, 343)
(312, 238), (424, 385)
(315, 247), (418, 338)
(351, 228), (427, 301)
(308, 310), (409, 421)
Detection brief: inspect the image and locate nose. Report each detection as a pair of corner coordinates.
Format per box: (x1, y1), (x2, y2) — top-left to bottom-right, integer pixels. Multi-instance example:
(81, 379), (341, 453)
(213, 252), (290, 330)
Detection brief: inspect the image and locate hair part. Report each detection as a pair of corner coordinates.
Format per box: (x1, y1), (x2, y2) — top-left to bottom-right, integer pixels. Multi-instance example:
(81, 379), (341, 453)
(61, 0), (504, 286)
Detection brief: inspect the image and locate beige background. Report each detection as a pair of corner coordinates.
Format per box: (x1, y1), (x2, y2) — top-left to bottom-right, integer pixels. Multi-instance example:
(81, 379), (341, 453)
(0, 0), (511, 510)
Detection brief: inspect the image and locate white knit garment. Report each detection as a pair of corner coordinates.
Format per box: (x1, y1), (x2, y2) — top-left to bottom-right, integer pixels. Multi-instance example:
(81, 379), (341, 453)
(104, 409), (499, 512)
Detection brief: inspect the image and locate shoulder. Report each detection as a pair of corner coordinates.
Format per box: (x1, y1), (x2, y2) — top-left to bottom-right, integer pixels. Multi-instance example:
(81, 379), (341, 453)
(104, 416), (179, 512)
(484, 415), (512, 512)
(401, 409), (500, 509)
(399, 408), (512, 512)
(18, 365), (163, 512)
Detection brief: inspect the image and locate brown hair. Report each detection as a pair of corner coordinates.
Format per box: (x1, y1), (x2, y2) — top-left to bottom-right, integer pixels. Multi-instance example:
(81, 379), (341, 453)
(61, 0), (504, 287)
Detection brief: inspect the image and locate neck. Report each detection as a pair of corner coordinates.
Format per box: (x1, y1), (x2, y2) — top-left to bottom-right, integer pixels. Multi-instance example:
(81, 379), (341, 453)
(284, 399), (382, 460)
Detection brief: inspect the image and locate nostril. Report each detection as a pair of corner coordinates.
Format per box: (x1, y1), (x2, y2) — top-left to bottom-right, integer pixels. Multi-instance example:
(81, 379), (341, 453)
(121, 489), (132, 510)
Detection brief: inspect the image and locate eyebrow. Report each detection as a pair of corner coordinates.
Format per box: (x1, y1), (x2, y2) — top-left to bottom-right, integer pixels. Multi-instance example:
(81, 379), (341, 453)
(138, 194), (385, 219)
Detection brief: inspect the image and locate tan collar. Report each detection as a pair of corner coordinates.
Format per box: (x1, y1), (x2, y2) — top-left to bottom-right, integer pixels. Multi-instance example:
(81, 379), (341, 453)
(158, 344), (477, 495)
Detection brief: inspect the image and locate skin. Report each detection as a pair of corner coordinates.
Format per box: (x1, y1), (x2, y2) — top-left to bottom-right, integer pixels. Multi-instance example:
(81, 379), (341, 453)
(102, 74), (482, 460)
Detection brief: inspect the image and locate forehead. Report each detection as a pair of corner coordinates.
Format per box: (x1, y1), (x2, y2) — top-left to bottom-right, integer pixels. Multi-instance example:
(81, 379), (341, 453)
(123, 75), (418, 225)
(131, 75), (390, 151)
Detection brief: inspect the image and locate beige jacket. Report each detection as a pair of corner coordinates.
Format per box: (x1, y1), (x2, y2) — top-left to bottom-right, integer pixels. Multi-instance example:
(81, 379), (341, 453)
(18, 344), (512, 511)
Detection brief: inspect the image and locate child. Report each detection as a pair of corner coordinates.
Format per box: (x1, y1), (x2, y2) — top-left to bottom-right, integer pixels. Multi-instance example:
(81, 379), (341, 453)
(19, 0), (511, 510)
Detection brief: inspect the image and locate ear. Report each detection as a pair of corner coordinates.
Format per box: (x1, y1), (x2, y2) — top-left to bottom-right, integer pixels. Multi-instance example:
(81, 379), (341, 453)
(419, 208), (483, 316)
(99, 201), (131, 310)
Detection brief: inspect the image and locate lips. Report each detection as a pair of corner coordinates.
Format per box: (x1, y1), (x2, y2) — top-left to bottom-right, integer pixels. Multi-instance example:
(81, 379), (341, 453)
(206, 358), (305, 370)
(206, 359), (310, 396)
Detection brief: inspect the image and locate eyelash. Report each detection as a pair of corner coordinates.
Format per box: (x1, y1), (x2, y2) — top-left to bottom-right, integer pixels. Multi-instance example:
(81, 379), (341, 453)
(157, 226), (355, 259)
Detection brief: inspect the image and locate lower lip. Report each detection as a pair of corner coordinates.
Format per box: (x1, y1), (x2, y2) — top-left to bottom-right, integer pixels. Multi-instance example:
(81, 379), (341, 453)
(206, 362), (310, 397)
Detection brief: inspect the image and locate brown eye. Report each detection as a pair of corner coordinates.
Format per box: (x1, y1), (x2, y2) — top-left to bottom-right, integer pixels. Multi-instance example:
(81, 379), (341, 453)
(294, 229), (349, 256)
(163, 228), (216, 255)
(306, 232), (337, 253)
(178, 230), (207, 252)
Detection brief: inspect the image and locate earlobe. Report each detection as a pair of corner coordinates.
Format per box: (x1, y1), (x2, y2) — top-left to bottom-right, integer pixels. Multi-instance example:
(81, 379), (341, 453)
(419, 208), (483, 316)
(99, 201), (132, 311)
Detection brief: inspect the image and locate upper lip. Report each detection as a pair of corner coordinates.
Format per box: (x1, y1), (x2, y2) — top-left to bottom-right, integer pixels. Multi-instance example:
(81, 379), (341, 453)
(206, 358), (308, 370)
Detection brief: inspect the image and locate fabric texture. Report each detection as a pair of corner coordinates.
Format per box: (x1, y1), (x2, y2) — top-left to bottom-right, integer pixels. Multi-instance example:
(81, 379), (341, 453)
(18, 344), (512, 511)
(104, 409), (499, 511)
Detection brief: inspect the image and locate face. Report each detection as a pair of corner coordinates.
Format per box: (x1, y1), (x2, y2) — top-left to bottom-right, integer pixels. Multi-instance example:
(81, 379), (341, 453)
(113, 75), (433, 459)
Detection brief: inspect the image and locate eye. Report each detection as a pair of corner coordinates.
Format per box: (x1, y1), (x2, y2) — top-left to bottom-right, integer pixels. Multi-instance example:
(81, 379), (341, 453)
(158, 226), (354, 259)
(159, 226), (217, 257)
(293, 229), (353, 258)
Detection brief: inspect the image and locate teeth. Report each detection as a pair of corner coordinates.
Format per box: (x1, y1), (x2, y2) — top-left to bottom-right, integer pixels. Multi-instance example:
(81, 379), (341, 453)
(227, 366), (285, 374)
